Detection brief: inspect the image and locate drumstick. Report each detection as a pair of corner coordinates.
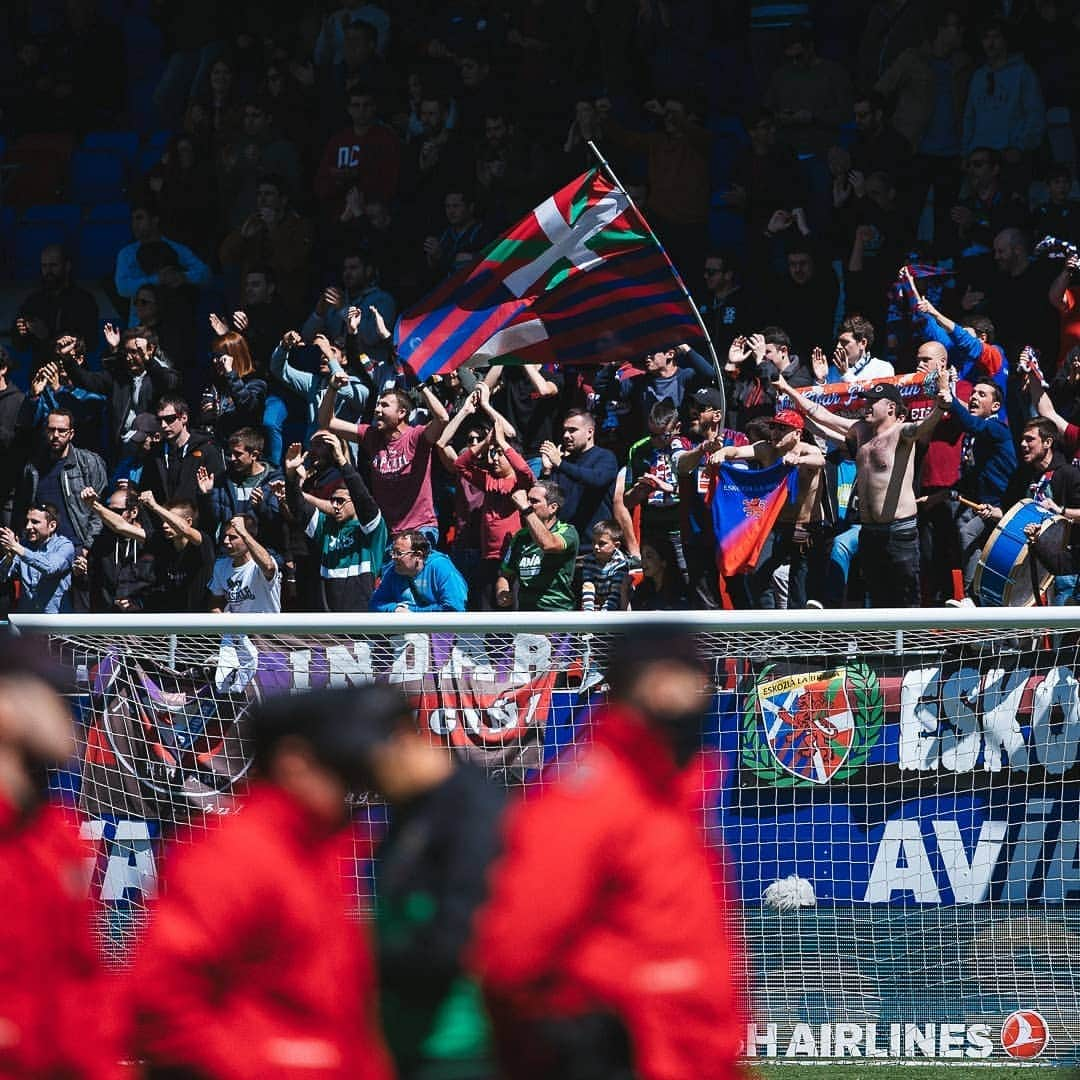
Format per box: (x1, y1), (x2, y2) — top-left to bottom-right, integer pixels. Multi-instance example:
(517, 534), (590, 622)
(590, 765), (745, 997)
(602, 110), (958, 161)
(955, 494), (983, 511)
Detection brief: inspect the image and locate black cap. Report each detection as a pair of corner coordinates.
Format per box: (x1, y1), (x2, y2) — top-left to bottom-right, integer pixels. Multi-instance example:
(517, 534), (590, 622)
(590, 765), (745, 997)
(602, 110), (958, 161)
(130, 412), (162, 444)
(692, 387), (725, 411)
(854, 382), (907, 413)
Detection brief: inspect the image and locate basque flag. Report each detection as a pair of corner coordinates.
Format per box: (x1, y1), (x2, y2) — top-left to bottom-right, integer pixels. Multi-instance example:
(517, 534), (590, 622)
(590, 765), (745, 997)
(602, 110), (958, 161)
(394, 169), (702, 379)
(711, 460), (796, 576)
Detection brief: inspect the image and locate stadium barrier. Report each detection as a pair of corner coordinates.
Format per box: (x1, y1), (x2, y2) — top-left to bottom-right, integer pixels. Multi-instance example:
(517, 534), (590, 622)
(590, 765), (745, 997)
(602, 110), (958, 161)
(10, 609), (1080, 1066)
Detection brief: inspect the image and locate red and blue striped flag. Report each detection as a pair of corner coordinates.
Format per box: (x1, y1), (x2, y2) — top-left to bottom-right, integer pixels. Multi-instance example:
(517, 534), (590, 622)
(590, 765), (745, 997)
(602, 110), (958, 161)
(394, 169), (702, 379)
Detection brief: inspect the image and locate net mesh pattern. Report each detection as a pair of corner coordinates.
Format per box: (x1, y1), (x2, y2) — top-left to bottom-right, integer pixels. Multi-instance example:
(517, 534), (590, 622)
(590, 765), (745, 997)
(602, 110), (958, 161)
(45, 625), (1080, 1064)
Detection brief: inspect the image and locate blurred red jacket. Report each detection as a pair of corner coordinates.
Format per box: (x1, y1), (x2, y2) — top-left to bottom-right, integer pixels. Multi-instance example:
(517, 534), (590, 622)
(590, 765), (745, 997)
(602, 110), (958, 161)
(470, 706), (746, 1080)
(0, 796), (124, 1079)
(130, 783), (394, 1080)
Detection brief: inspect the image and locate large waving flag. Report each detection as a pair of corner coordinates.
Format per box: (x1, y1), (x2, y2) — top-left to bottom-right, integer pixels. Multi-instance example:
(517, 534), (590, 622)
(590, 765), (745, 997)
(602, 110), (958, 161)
(711, 460), (796, 576)
(394, 169), (703, 379)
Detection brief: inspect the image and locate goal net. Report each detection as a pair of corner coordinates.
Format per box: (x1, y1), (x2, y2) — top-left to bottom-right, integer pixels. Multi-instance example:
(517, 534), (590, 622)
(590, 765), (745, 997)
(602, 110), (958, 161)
(19, 611), (1080, 1065)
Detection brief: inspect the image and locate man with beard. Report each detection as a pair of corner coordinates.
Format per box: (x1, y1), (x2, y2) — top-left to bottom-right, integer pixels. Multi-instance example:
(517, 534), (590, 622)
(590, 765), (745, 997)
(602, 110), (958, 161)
(0, 635), (121, 1077)
(13, 244), (99, 368)
(0, 504), (75, 614)
(471, 626), (745, 1080)
(322, 378), (449, 543)
(538, 409), (619, 552)
(13, 408), (106, 612)
(987, 417), (1080, 604)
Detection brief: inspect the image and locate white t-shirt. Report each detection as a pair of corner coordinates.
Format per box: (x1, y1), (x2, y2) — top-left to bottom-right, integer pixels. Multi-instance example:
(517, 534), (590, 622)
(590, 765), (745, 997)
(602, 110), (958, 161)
(842, 355), (895, 383)
(209, 556), (281, 613)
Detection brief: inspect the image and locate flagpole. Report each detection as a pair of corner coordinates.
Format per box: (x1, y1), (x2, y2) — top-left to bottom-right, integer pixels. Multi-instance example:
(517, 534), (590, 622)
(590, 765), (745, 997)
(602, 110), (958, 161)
(586, 140), (726, 417)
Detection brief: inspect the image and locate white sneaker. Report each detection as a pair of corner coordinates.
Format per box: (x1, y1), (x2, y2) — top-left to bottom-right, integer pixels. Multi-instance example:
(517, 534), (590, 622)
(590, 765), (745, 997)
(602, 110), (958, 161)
(805, 600), (824, 610)
(945, 598), (975, 608)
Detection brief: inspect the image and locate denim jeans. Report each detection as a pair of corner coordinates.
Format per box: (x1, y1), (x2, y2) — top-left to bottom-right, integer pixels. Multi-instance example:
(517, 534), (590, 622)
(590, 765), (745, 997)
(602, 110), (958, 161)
(262, 394), (289, 467)
(824, 524), (861, 608)
(1053, 573), (1080, 605)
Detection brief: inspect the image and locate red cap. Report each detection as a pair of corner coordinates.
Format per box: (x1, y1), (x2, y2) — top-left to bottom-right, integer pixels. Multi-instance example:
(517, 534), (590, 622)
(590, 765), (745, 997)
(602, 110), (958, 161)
(773, 408), (805, 431)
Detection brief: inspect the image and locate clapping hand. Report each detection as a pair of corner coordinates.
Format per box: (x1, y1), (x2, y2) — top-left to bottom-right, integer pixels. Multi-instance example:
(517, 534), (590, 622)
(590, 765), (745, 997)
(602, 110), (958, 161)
(79, 486), (99, 506)
(209, 313), (229, 336)
(196, 466), (214, 495)
(345, 306), (362, 335)
(810, 346), (829, 382)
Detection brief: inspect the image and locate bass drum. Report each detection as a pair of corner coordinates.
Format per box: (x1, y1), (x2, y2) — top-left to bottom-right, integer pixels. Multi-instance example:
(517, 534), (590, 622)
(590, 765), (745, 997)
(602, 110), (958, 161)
(974, 498), (1070, 606)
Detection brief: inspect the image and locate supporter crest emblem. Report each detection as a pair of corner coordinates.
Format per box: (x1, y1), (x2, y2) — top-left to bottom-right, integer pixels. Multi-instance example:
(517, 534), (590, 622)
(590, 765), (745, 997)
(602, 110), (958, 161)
(741, 664), (883, 786)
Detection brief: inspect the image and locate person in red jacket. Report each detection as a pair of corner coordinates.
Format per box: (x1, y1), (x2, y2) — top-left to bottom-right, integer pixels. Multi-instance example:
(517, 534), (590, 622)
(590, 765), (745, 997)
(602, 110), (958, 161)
(0, 634), (123, 1080)
(129, 688), (395, 1080)
(470, 625), (746, 1080)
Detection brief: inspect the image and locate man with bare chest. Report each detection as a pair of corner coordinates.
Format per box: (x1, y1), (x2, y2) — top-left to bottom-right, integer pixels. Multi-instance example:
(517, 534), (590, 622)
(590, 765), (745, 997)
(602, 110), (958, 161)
(777, 377), (948, 606)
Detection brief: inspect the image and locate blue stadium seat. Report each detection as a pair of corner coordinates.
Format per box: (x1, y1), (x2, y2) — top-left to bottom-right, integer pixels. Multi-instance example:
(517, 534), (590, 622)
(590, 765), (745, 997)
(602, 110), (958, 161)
(77, 219), (131, 280)
(22, 203), (82, 230)
(87, 201), (131, 223)
(69, 149), (128, 203)
(82, 131), (140, 163)
(133, 144), (164, 180)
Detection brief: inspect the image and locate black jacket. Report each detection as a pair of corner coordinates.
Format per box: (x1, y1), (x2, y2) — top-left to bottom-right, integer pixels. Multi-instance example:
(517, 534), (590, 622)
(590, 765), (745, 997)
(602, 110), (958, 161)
(146, 429), (226, 506)
(0, 384), (28, 502)
(62, 349), (181, 460)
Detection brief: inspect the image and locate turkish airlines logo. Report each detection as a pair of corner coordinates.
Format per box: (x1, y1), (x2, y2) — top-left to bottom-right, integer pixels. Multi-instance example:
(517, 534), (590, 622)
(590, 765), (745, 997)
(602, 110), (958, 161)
(1000, 1010), (1050, 1059)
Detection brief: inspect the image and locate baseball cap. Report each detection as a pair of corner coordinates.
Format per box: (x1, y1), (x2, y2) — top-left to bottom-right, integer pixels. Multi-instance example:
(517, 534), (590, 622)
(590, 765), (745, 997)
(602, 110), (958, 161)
(855, 383), (907, 413)
(692, 387), (725, 411)
(130, 412), (162, 444)
(773, 408), (804, 431)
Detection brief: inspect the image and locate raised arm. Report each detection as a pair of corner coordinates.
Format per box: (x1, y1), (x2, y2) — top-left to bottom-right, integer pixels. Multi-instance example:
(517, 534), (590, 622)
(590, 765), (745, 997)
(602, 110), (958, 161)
(138, 490), (202, 545)
(230, 515), (277, 580)
(420, 383), (450, 443)
(522, 363), (559, 398)
(316, 371), (363, 441)
(901, 380), (949, 442)
(435, 393), (480, 471)
(776, 373), (858, 438)
(81, 488), (146, 541)
(509, 489), (566, 554)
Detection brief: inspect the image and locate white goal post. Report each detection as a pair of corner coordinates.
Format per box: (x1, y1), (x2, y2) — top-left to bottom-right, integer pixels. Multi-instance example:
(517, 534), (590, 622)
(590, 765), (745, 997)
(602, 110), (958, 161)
(10, 609), (1080, 1065)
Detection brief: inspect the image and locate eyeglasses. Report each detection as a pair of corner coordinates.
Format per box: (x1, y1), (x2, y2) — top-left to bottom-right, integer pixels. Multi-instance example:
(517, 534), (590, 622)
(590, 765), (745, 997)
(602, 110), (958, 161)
(390, 548), (419, 560)
(157, 413), (180, 424)
(328, 495), (352, 506)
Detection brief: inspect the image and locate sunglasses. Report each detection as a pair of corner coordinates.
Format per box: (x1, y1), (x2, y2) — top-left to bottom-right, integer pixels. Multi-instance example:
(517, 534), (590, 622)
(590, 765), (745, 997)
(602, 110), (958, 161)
(157, 413), (180, 423)
(328, 495), (352, 507)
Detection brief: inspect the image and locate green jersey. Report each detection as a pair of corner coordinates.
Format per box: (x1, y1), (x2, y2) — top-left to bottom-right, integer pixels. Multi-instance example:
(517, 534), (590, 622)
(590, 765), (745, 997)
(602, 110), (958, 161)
(500, 519), (579, 610)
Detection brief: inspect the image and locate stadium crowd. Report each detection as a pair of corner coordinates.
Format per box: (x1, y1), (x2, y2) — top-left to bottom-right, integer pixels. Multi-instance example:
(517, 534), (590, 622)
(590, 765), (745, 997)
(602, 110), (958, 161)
(4, 0), (1080, 614)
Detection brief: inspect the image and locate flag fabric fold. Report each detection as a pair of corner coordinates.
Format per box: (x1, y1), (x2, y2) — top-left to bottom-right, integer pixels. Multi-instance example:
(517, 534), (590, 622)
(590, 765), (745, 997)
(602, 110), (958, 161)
(711, 460), (796, 576)
(394, 169), (702, 379)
